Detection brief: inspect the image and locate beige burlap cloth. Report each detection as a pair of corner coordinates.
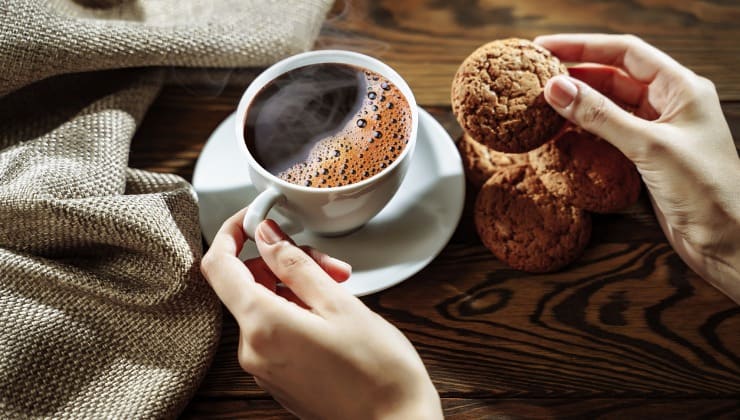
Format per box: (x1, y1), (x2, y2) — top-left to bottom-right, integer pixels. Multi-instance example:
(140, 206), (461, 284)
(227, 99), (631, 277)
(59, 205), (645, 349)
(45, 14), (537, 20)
(0, 0), (332, 418)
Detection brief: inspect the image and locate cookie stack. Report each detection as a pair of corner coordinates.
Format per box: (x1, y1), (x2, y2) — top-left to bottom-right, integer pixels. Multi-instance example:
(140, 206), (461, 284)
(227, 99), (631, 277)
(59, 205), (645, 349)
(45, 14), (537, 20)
(451, 38), (641, 273)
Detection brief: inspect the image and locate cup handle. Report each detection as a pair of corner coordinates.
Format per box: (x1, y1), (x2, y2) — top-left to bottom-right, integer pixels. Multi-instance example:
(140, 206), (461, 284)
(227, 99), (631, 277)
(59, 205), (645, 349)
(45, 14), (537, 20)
(243, 187), (285, 240)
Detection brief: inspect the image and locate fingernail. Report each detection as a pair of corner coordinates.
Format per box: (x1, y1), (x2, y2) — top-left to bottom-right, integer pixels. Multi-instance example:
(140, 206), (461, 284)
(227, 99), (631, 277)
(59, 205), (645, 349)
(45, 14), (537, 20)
(549, 76), (578, 108)
(257, 220), (283, 245)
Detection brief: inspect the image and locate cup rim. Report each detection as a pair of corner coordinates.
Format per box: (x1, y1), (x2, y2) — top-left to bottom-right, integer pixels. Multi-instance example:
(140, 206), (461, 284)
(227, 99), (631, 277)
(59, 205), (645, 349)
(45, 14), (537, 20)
(234, 49), (419, 194)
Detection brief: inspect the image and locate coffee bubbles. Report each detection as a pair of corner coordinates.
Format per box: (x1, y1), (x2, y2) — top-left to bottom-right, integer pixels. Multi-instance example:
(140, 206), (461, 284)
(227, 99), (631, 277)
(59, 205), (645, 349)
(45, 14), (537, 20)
(244, 63), (412, 188)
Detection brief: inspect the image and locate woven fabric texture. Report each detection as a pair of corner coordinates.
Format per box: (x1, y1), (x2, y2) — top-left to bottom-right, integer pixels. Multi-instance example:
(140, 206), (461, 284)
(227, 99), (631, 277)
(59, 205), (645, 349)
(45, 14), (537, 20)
(0, 0), (332, 418)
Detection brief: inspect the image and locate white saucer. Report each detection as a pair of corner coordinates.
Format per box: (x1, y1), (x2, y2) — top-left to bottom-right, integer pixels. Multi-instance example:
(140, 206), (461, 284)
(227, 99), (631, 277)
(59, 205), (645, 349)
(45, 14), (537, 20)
(193, 108), (465, 296)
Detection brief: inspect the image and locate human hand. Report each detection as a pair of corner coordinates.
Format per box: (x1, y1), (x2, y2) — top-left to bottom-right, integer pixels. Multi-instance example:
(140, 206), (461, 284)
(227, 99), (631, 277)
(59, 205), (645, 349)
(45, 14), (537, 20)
(200, 209), (442, 419)
(535, 34), (740, 304)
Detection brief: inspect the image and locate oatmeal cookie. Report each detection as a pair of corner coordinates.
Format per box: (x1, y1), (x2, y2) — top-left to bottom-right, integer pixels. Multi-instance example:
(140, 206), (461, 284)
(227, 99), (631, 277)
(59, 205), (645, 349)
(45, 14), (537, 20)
(474, 165), (592, 272)
(452, 38), (567, 153)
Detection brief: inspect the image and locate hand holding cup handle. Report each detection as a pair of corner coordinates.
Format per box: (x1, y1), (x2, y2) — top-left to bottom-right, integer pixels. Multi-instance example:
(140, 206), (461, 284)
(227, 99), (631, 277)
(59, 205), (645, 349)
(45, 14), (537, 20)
(234, 49), (419, 240)
(243, 187), (286, 240)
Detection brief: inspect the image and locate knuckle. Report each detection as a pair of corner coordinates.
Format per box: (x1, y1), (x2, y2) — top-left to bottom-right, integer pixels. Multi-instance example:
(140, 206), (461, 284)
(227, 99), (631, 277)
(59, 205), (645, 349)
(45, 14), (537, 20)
(240, 320), (277, 358)
(247, 326), (274, 354)
(237, 342), (261, 374)
(199, 252), (222, 278)
(694, 75), (717, 97)
(275, 244), (312, 274)
(237, 352), (255, 373)
(679, 73), (717, 103)
(622, 34), (643, 47)
(697, 75), (716, 90)
(576, 90), (609, 131)
(243, 308), (280, 355)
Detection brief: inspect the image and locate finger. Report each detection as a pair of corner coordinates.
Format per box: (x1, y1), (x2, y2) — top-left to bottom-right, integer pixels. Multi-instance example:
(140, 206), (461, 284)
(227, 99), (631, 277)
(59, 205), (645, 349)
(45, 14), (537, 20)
(237, 335), (265, 375)
(245, 267), (308, 308)
(300, 246), (352, 283)
(568, 64), (644, 108)
(255, 219), (349, 314)
(245, 258), (278, 293)
(202, 208), (288, 320)
(201, 208), (262, 313)
(276, 285), (310, 309)
(207, 207), (249, 258)
(534, 34), (683, 84)
(543, 74), (650, 161)
(245, 247), (350, 310)
(568, 64), (660, 121)
(246, 247), (351, 288)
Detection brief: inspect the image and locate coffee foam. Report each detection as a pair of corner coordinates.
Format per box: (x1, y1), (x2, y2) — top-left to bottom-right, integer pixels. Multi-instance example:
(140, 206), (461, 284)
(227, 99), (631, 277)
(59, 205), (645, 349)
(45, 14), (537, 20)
(278, 72), (412, 187)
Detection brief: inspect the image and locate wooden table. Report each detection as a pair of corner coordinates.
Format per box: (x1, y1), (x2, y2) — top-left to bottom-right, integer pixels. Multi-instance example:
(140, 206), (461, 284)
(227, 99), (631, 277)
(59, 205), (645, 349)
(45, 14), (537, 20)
(130, 1), (740, 418)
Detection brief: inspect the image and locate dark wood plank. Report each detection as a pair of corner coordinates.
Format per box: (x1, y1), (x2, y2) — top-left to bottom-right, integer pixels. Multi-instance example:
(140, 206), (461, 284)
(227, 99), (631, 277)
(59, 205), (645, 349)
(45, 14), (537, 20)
(129, 83), (246, 180)
(182, 399), (290, 419)
(724, 102), (740, 146)
(442, 398), (740, 419)
(319, 0), (740, 105)
(181, 397), (740, 419)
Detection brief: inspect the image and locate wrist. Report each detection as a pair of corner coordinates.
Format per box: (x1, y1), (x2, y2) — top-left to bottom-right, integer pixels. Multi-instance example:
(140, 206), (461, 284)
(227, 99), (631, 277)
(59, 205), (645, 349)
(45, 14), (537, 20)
(707, 168), (740, 303)
(692, 191), (740, 304)
(686, 161), (740, 304)
(375, 379), (442, 420)
(702, 243), (740, 305)
(381, 396), (443, 420)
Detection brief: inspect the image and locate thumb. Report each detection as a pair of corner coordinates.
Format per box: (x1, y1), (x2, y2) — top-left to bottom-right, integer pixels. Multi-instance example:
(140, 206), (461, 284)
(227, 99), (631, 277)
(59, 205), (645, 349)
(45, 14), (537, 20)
(544, 75), (648, 160)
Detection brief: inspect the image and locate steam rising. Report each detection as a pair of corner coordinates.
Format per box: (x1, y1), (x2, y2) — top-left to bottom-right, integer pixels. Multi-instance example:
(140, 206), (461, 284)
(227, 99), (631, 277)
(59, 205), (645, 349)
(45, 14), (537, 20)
(245, 63), (411, 188)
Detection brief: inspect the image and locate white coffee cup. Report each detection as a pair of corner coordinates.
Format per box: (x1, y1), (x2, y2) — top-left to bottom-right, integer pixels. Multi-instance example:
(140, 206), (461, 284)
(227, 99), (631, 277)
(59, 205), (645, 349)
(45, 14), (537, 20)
(235, 50), (419, 239)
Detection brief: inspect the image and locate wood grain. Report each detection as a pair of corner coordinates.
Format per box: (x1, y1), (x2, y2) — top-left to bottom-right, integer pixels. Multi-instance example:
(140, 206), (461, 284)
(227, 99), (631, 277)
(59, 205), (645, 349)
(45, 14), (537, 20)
(190, 239), (740, 396)
(126, 1), (740, 418)
(375, 243), (740, 396)
(182, 397), (740, 419)
(318, 0), (740, 105)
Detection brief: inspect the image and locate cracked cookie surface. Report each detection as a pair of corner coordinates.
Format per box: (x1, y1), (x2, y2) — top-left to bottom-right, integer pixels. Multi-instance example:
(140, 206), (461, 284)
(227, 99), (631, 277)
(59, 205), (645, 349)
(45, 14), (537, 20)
(452, 38), (567, 153)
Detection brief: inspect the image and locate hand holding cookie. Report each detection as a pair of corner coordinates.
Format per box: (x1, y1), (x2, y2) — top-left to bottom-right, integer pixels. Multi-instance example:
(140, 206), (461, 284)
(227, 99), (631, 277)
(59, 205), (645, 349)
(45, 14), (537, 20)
(536, 34), (740, 303)
(452, 38), (640, 273)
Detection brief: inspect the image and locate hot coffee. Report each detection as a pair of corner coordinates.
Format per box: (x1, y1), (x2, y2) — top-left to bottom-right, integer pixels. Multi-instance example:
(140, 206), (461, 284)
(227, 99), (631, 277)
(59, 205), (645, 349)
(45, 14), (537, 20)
(244, 63), (412, 188)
